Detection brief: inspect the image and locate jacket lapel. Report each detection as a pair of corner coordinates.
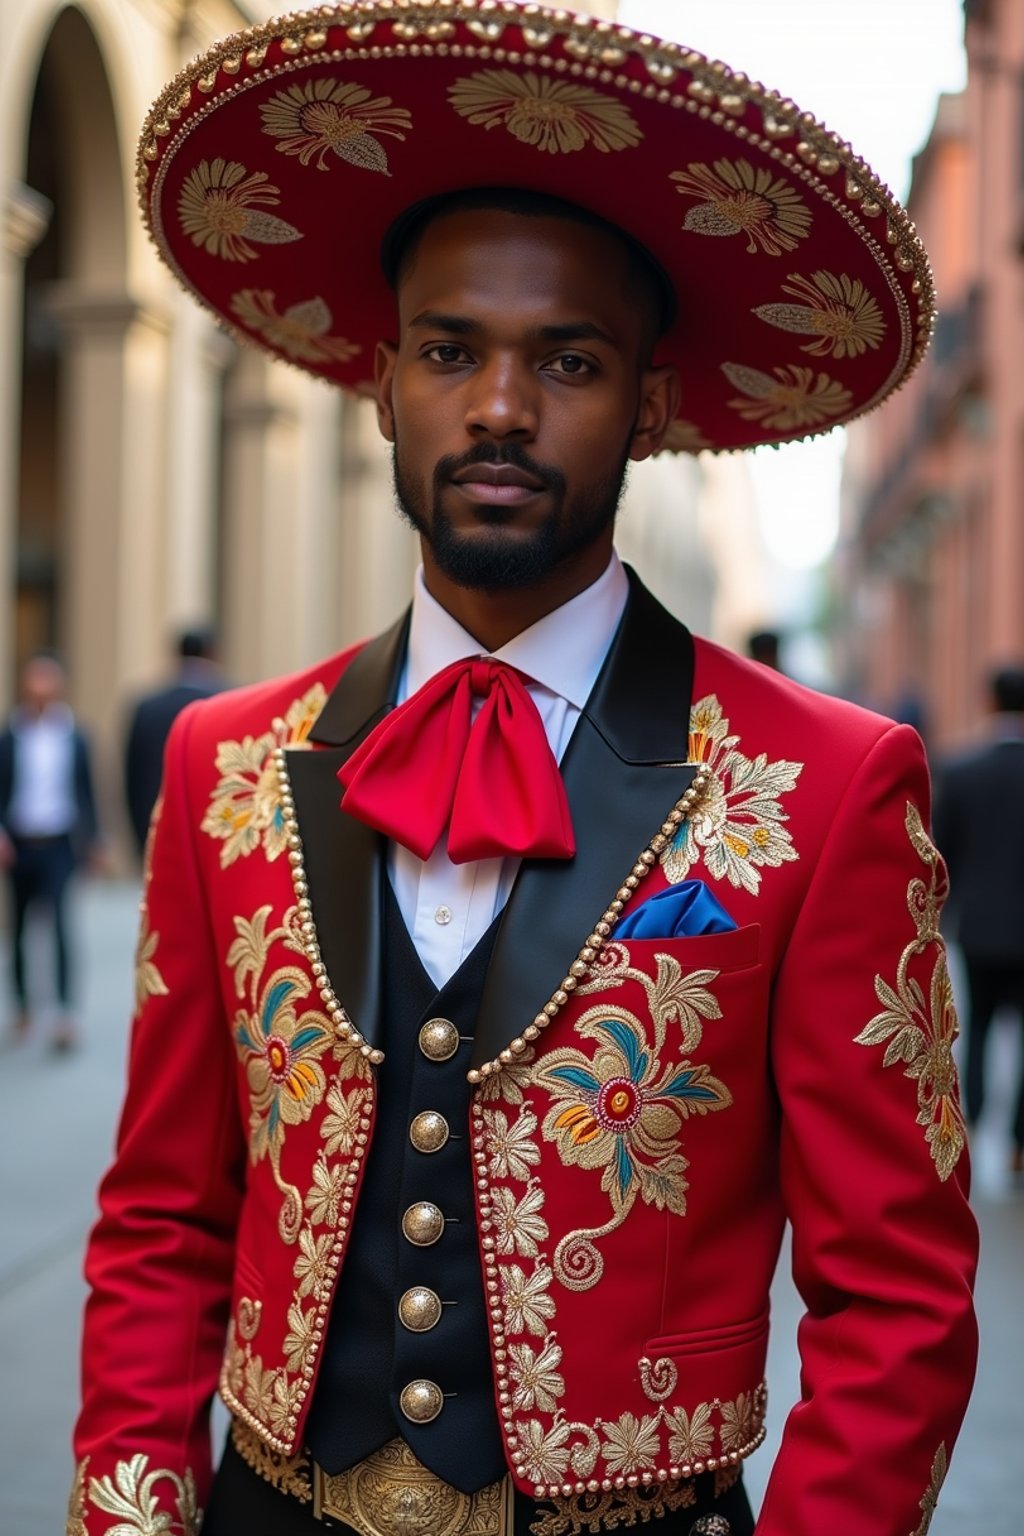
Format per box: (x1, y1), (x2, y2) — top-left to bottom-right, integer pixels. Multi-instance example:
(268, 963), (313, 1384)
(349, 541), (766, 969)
(284, 612), (408, 1053)
(471, 571), (696, 1069)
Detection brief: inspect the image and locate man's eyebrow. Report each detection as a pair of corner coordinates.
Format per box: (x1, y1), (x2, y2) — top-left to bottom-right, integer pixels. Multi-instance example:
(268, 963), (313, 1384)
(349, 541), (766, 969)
(408, 312), (617, 346)
(409, 311), (478, 335)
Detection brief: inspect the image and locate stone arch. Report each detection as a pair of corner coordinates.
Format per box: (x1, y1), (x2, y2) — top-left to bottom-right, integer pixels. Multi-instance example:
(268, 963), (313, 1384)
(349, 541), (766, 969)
(15, 5), (130, 677)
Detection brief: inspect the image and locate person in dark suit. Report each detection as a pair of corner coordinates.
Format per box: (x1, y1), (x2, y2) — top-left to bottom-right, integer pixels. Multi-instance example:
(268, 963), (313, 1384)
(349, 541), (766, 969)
(934, 665), (1024, 1171)
(0, 651), (101, 1048)
(123, 627), (227, 857)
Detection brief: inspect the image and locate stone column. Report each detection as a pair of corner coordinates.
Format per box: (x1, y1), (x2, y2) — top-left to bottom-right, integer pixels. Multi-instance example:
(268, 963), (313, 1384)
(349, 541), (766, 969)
(46, 282), (171, 808)
(0, 182), (52, 710)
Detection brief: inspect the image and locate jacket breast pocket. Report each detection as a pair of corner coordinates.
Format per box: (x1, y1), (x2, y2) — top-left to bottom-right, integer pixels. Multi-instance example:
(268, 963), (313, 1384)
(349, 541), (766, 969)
(614, 922), (761, 974)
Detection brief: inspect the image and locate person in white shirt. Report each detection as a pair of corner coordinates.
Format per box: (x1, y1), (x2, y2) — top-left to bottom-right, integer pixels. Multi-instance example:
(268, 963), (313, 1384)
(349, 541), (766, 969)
(0, 651), (101, 1048)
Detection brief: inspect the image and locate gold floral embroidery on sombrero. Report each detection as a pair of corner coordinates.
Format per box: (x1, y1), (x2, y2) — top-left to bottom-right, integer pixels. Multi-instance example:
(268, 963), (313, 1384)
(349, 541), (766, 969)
(260, 80), (412, 174)
(657, 419), (712, 455)
(448, 70), (642, 155)
(670, 159), (812, 256)
(753, 270), (887, 358)
(230, 291), (361, 365)
(178, 159), (301, 262)
(662, 695), (802, 893)
(722, 361), (853, 431)
(855, 805), (965, 1181)
(202, 684), (325, 866)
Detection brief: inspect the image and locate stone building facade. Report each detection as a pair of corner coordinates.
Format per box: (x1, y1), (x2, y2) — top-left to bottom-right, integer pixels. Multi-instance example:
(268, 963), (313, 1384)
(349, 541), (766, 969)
(838, 0), (1023, 751)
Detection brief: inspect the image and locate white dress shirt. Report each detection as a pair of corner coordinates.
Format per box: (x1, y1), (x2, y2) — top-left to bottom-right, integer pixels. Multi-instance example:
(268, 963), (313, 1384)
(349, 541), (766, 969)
(7, 704), (78, 837)
(390, 553), (630, 988)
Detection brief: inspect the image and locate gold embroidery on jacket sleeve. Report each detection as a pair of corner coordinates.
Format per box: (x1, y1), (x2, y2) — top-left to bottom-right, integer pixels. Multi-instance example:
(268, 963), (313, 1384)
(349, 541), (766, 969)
(855, 804), (965, 1180)
(66, 1457), (87, 1536)
(134, 794), (168, 1012)
(84, 1455), (199, 1535)
(910, 1442), (947, 1536)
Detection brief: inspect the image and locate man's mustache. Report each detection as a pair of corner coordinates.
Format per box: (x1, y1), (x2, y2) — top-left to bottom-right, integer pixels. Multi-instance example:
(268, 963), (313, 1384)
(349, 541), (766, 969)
(433, 443), (566, 498)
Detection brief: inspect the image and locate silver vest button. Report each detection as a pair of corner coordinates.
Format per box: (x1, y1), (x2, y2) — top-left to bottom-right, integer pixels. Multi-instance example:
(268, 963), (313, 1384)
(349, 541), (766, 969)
(399, 1379), (444, 1424)
(418, 1018), (459, 1062)
(398, 1286), (443, 1333)
(401, 1201), (445, 1246)
(409, 1110), (450, 1154)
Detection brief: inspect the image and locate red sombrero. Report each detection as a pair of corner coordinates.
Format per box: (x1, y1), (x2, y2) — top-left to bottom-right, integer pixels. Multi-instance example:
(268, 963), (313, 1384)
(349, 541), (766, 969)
(138, 0), (934, 453)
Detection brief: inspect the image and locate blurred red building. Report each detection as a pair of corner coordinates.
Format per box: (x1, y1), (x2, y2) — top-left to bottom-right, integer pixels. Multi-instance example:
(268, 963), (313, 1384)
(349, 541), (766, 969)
(837, 0), (1024, 753)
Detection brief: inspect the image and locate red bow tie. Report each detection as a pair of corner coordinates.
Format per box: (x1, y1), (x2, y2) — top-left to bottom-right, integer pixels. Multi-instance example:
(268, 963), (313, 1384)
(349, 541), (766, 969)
(337, 656), (576, 864)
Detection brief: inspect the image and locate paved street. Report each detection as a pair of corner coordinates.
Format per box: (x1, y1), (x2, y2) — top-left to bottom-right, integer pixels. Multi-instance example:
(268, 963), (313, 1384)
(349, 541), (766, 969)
(0, 880), (1020, 1534)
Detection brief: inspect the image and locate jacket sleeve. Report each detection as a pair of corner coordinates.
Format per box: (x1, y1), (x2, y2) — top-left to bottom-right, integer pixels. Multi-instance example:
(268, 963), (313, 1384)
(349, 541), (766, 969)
(69, 704), (244, 1536)
(756, 724), (978, 1536)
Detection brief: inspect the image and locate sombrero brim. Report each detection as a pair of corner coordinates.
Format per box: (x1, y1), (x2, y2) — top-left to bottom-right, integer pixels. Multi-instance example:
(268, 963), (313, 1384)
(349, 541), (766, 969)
(138, 1), (934, 453)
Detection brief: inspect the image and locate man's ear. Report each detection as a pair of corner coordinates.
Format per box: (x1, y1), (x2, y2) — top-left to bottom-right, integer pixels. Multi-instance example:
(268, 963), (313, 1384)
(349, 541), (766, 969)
(629, 364), (682, 461)
(374, 340), (398, 443)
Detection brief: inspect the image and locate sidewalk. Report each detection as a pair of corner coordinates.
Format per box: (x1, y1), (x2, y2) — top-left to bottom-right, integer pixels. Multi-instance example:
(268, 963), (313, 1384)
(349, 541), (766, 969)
(0, 880), (1019, 1533)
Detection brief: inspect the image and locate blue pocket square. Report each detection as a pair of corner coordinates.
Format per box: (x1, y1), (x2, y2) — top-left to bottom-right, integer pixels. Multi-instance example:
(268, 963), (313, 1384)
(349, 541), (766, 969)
(614, 880), (737, 940)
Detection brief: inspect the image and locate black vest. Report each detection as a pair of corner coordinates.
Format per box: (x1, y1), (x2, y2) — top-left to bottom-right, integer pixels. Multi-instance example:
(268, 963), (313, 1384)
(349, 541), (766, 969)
(305, 883), (505, 1492)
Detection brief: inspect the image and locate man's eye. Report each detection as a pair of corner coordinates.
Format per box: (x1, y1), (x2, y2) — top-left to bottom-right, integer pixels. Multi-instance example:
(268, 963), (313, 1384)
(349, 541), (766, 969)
(549, 354), (591, 375)
(425, 343), (468, 364)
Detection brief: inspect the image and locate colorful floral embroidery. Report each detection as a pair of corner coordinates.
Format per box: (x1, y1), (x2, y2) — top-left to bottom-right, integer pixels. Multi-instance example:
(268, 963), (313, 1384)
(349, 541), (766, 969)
(260, 80), (412, 173)
(753, 270), (886, 358)
(670, 159), (812, 255)
(722, 361), (854, 431)
(855, 806), (965, 1180)
(202, 684), (325, 867)
(229, 905), (334, 1238)
(80, 1454), (199, 1535)
(178, 158), (301, 261)
(448, 70), (642, 154)
(230, 290), (361, 365)
(662, 695), (802, 893)
(534, 948), (729, 1290)
(910, 1443), (947, 1536)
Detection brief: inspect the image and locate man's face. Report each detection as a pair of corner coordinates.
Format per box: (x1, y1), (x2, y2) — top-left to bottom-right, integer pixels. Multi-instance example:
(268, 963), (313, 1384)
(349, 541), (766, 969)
(374, 208), (677, 593)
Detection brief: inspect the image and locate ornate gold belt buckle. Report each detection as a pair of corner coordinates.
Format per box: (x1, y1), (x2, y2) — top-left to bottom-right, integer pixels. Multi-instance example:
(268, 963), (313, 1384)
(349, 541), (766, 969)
(312, 1438), (514, 1536)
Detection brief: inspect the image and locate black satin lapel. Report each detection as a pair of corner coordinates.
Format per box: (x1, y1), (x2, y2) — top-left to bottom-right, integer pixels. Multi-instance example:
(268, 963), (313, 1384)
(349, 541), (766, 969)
(286, 611), (410, 1052)
(286, 748), (387, 1051)
(471, 572), (697, 1069)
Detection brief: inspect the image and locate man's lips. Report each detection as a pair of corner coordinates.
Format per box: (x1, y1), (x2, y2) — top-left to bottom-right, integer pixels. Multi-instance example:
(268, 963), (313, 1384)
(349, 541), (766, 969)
(449, 464), (548, 505)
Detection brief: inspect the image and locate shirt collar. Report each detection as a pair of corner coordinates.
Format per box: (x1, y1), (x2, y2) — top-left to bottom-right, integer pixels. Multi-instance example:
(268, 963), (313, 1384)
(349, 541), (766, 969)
(403, 551), (629, 709)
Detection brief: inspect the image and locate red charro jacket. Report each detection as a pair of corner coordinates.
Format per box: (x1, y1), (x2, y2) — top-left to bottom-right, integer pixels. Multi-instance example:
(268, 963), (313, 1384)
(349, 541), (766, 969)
(70, 578), (977, 1535)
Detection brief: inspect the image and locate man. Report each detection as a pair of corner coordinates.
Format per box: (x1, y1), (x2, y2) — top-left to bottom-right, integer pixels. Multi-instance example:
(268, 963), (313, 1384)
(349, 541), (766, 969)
(69, 7), (977, 1536)
(0, 652), (100, 1049)
(934, 665), (1024, 1174)
(123, 627), (227, 858)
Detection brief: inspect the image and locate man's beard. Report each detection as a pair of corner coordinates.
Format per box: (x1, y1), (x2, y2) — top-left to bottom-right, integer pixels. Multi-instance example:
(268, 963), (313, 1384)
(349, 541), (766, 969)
(392, 438), (630, 592)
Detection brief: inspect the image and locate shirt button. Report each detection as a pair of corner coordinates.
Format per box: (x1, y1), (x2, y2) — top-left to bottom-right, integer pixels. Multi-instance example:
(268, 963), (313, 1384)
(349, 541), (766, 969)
(409, 1111), (450, 1154)
(434, 905), (453, 926)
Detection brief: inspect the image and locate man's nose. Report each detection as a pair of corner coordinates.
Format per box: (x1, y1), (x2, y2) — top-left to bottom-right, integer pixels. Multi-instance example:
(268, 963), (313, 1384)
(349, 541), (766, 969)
(464, 356), (539, 440)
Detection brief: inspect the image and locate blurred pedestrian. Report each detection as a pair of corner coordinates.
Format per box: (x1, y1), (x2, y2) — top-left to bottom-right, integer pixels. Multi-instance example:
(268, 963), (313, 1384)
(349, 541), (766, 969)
(0, 652), (101, 1049)
(123, 627), (227, 858)
(747, 627), (782, 670)
(934, 665), (1024, 1173)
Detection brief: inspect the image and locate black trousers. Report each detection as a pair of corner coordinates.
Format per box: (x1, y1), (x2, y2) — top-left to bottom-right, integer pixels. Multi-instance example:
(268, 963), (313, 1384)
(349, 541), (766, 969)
(7, 834), (76, 1008)
(203, 1437), (755, 1536)
(963, 956), (1024, 1149)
